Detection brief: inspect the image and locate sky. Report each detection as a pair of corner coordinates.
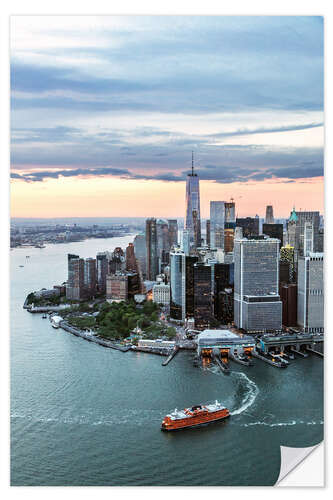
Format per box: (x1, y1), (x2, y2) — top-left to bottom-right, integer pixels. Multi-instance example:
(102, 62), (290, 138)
(10, 15), (324, 218)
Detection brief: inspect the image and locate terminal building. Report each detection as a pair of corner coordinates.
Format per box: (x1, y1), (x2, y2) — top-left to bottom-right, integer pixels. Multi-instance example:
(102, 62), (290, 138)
(196, 329), (255, 357)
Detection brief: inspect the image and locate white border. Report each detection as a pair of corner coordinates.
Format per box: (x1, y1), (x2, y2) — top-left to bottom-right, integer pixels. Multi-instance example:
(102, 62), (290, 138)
(1, 1), (331, 498)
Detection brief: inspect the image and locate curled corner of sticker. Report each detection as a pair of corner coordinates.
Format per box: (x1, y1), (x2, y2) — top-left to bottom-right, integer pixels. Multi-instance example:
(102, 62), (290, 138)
(275, 443), (323, 486)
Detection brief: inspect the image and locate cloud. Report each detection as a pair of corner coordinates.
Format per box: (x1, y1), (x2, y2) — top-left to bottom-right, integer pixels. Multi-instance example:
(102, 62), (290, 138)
(10, 16), (324, 189)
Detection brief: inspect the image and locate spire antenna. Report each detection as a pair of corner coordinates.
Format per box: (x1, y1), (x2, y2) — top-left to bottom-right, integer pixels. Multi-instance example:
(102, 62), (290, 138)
(191, 151), (194, 175)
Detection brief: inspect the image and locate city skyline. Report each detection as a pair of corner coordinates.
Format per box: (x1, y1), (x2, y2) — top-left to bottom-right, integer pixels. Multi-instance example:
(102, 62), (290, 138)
(10, 16), (324, 218)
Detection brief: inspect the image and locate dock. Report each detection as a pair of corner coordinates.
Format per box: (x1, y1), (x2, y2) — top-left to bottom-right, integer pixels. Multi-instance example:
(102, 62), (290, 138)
(305, 347), (324, 358)
(290, 348), (309, 358)
(228, 352), (252, 367)
(162, 346), (180, 366)
(131, 346), (170, 356)
(212, 352), (230, 374)
(252, 349), (287, 368)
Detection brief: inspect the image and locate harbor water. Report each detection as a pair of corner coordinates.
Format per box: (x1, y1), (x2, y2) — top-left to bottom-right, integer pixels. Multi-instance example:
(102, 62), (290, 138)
(10, 236), (324, 486)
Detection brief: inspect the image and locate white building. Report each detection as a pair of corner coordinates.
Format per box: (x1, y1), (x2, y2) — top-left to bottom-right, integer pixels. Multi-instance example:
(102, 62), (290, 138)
(138, 339), (175, 349)
(234, 237), (282, 332)
(152, 282), (170, 305)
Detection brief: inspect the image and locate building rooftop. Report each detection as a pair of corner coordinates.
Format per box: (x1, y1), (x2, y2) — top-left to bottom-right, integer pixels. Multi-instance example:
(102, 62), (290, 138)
(198, 329), (239, 340)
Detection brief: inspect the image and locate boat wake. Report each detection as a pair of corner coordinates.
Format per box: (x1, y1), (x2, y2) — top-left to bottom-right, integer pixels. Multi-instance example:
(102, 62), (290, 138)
(229, 372), (259, 416)
(242, 419), (324, 428)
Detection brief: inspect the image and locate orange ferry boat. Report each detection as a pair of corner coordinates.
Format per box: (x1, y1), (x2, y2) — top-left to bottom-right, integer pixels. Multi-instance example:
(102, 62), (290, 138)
(161, 400), (230, 431)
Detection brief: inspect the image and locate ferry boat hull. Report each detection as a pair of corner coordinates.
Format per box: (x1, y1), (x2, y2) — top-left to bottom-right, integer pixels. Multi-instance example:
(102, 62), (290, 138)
(161, 402), (230, 431)
(161, 413), (229, 431)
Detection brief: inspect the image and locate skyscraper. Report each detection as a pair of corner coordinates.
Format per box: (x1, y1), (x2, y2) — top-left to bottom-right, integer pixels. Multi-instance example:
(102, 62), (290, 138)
(109, 247), (125, 274)
(146, 218), (158, 280)
(297, 253), (324, 333)
(210, 201), (225, 249)
(84, 257), (97, 297)
(134, 233), (146, 278)
(180, 229), (190, 256)
(156, 219), (169, 271)
(96, 252), (109, 293)
(185, 153), (201, 248)
(66, 253), (85, 300)
(126, 243), (137, 271)
(288, 208), (320, 257)
(193, 262), (213, 329)
(265, 205), (274, 224)
(236, 217), (259, 239)
(169, 249), (185, 321)
(167, 219), (178, 249)
(224, 201), (236, 252)
(234, 238), (282, 332)
(263, 223), (283, 249)
(206, 220), (210, 247)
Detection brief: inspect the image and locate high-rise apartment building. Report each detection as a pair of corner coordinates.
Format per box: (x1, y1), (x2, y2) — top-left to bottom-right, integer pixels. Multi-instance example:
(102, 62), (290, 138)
(126, 243), (137, 272)
(234, 238), (282, 332)
(265, 205), (274, 224)
(84, 258), (97, 297)
(109, 247), (125, 274)
(146, 218), (158, 280)
(297, 253), (324, 332)
(106, 272), (140, 301)
(134, 233), (146, 278)
(96, 252), (109, 293)
(66, 253), (85, 300)
(185, 154), (201, 248)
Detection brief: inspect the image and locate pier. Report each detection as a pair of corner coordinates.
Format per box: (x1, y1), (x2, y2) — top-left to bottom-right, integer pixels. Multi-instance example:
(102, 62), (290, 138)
(212, 349), (230, 374)
(131, 346), (170, 356)
(257, 333), (323, 354)
(305, 347), (324, 358)
(290, 347), (309, 358)
(252, 349), (287, 368)
(162, 346), (180, 366)
(228, 352), (252, 367)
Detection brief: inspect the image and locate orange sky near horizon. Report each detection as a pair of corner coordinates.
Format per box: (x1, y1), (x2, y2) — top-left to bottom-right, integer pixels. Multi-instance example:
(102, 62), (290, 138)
(10, 175), (324, 219)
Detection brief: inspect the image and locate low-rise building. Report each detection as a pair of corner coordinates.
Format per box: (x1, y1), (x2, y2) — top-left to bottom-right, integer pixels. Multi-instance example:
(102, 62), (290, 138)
(34, 288), (60, 299)
(137, 339), (175, 349)
(152, 282), (170, 305)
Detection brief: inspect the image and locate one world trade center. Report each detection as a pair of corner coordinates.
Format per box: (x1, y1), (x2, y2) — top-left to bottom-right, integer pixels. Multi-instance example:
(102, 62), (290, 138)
(185, 153), (201, 248)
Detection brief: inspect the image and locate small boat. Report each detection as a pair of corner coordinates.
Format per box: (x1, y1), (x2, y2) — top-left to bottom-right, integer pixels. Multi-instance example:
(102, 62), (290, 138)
(42, 314), (47, 319)
(19, 265), (24, 268)
(161, 400), (229, 431)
